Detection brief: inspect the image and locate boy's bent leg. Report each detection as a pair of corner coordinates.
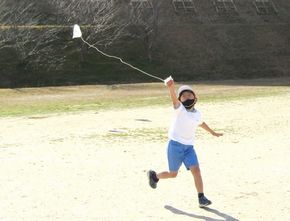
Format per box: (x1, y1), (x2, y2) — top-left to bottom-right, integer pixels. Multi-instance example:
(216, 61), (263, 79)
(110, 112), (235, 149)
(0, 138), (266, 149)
(147, 170), (178, 189)
(157, 171), (178, 179)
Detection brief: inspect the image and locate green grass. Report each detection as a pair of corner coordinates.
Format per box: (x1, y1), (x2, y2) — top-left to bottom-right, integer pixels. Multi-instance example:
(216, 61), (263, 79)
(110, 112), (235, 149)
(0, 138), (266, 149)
(0, 94), (168, 117)
(198, 86), (289, 103)
(0, 80), (289, 117)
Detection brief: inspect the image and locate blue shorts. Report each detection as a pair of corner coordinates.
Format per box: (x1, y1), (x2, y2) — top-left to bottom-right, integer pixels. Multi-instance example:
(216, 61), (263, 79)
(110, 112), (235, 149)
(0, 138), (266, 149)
(167, 140), (199, 172)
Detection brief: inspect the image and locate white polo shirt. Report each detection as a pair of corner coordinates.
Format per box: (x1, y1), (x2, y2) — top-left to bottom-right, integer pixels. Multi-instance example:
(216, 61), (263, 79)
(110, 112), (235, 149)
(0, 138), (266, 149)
(168, 104), (203, 145)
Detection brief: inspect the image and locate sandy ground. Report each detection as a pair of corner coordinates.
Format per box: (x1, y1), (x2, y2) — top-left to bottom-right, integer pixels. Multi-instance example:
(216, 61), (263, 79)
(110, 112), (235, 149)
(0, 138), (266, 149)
(1, 91), (290, 221)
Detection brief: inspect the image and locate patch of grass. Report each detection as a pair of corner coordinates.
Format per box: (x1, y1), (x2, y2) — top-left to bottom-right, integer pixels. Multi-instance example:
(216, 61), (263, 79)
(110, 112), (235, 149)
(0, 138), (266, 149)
(0, 95), (168, 117)
(0, 81), (289, 117)
(198, 86), (290, 103)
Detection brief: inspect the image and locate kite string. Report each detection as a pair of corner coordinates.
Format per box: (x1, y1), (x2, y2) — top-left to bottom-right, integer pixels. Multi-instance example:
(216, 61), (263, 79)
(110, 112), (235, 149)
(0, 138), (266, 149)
(81, 37), (165, 82)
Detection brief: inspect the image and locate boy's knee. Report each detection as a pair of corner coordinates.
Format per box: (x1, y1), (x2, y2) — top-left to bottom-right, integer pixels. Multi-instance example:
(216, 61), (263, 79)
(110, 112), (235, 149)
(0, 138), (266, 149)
(190, 166), (201, 175)
(169, 172), (178, 178)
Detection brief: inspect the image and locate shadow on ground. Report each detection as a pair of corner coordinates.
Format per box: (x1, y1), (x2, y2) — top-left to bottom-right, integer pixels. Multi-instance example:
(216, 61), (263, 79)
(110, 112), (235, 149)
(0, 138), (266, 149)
(164, 205), (240, 221)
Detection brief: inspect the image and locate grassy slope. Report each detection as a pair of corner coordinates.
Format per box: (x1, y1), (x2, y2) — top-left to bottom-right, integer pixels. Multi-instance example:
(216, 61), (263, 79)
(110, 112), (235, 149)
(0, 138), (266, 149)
(0, 78), (289, 117)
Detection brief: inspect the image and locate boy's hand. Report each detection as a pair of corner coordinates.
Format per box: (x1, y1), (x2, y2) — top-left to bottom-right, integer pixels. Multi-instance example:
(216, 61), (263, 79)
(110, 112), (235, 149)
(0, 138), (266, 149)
(166, 79), (174, 87)
(212, 132), (223, 137)
(164, 76), (174, 87)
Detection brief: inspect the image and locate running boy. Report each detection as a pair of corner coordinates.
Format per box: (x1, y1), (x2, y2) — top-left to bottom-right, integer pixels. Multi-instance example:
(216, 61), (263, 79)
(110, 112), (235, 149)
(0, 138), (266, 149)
(148, 78), (223, 208)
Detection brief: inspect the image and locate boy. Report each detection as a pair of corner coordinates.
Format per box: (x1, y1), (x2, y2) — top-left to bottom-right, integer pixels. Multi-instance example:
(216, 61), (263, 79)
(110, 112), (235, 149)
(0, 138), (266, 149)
(148, 78), (223, 208)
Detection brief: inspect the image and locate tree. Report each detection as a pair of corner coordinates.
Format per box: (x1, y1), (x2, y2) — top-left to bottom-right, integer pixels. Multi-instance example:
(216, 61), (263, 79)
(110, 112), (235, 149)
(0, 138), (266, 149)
(0, 0), (162, 86)
(0, 0), (131, 86)
(48, 0), (130, 47)
(129, 0), (161, 62)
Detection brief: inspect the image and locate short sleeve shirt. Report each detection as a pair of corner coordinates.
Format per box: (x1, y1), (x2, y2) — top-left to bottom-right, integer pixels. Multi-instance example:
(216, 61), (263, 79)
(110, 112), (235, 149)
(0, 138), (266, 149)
(168, 104), (202, 145)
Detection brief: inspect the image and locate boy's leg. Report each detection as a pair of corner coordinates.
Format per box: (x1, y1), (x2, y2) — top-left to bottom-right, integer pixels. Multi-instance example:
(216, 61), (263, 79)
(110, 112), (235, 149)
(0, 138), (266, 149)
(147, 170), (178, 189)
(157, 171), (178, 179)
(189, 166), (203, 193)
(147, 140), (182, 189)
(167, 140), (183, 176)
(189, 166), (212, 207)
(184, 146), (203, 193)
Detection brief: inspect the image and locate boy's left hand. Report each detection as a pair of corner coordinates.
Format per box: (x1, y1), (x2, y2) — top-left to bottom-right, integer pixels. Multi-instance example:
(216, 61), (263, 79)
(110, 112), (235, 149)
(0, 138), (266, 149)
(212, 132), (223, 137)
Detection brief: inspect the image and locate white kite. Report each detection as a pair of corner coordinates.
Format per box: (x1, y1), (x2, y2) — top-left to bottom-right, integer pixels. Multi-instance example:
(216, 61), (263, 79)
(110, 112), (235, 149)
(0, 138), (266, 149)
(72, 24), (82, 39)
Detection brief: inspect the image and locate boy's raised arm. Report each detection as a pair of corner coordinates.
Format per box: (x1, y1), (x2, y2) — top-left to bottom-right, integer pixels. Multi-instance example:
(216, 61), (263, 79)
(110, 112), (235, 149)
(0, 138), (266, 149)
(166, 78), (180, 109)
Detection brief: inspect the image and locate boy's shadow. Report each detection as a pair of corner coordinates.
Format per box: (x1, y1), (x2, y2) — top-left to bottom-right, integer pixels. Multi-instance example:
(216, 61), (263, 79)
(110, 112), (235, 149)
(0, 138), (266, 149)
(164, 205), (239, 221)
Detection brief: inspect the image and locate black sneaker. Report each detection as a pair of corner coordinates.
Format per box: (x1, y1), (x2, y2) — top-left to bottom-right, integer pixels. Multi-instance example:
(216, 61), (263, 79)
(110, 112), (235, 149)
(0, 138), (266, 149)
(147, 170), (158, 189)
(199, 195), (212, 208)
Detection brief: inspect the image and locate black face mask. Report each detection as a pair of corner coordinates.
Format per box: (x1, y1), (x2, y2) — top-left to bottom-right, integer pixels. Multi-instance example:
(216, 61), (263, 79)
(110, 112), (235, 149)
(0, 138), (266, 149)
(182, 99), (195, 109)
